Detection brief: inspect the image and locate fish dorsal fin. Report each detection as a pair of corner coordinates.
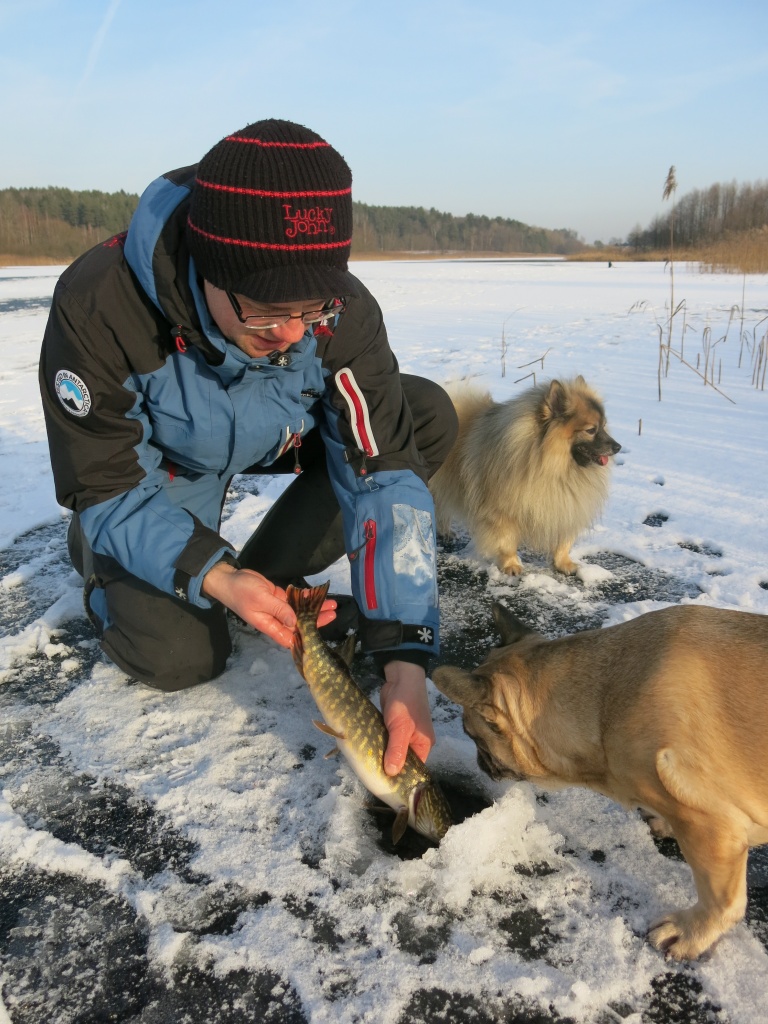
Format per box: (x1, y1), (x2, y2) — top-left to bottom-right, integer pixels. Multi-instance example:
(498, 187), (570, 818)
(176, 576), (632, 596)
(392, 807), (409, 844)
(337, 632), (357, 667)
(312, 719), (345, 740)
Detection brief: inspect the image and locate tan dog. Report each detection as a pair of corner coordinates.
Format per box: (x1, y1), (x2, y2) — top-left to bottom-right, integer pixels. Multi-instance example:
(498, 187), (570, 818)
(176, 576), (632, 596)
(432, 602), (768, 960)
(429, 377), (621, 575)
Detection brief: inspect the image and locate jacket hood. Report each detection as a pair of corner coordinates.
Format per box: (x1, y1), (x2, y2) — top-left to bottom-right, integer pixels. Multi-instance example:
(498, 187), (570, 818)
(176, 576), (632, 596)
(124, 166), (227, 363)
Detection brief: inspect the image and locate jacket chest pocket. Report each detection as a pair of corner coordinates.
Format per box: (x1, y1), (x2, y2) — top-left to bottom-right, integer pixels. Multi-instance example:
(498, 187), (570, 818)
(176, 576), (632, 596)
(143, 361), (233, 471)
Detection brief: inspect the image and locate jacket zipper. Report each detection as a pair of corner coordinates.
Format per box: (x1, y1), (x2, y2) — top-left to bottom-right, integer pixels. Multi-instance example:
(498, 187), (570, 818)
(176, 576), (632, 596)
(363, 519), (378, 610)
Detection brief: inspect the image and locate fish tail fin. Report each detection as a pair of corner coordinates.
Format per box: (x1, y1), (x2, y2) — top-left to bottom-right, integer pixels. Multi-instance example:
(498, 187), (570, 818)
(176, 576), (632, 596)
(290, 633), (307, 678)
(286, 580), (331, 619)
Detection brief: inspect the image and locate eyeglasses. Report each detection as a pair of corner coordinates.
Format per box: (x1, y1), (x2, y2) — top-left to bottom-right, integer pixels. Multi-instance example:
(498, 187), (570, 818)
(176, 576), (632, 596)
(226, 292), (346, 330)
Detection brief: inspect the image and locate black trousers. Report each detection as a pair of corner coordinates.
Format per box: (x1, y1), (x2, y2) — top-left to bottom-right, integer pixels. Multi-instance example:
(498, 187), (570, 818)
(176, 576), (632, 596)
(71, 375), (456, 691)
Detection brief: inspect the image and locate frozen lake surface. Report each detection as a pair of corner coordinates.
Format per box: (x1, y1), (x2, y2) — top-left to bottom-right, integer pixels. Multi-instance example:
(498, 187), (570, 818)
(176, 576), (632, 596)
(1, 259), (767, 1023)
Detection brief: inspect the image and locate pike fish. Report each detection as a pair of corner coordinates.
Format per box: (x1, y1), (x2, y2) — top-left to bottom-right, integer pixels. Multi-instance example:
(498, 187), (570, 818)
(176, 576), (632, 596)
(287, 582), (452, 844)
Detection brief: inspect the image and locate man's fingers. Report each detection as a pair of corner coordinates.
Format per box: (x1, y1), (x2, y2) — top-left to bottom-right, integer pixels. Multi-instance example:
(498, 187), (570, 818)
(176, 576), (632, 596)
(260, 593), (296, 629)
(251, 614), (295, 649)
(384, 725), (409, 776)
(316, 609), (337, 628)
(384, 727), (432, 774)
(408, 734), (432, 764)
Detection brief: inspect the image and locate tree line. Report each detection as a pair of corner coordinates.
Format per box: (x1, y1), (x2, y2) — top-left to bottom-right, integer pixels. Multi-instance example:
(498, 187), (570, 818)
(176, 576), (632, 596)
(0, 186), (585, 260)
(4, 179), (767, 262)
(350, 203), (585, 255)
(629, 179), (768, 251)
(0, 187), (139, 259)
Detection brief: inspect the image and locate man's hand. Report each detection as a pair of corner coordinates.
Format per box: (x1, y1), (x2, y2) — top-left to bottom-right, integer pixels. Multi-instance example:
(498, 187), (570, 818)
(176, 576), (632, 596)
(202, 562), (336, 648)
(379, 661), (435, 776)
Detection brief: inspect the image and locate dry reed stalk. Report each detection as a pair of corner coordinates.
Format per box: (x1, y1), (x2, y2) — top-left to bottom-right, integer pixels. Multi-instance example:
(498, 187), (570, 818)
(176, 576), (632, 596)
(699, 226), (768, 274)
(660, 166), (678, 399)
(499, 311), (521, 378)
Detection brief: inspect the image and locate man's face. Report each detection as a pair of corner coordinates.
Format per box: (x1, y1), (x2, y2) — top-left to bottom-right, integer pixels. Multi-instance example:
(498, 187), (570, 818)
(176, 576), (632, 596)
(203, 282), (326, 359)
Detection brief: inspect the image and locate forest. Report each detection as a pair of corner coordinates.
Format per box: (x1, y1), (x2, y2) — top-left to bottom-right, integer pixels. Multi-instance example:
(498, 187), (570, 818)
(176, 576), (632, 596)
(0, 187), (139, 260)
(628, 178), (768, 251)
(0, 186), (583, 261)
(351, 203), (585, 255)
(2, 179), (768, 268)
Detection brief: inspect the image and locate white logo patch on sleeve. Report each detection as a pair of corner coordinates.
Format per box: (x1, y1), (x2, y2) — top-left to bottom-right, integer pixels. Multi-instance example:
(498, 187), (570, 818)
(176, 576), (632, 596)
(55, 369), (92, 418)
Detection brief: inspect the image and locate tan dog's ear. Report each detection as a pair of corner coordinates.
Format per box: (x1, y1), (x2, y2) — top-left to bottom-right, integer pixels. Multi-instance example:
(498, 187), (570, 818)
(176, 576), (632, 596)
(492, 603), (537, 647)
(431, 666), (490, 709)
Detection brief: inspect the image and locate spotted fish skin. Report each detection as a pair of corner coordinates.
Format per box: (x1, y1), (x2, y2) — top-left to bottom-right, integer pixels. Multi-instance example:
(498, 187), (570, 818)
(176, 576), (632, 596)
(287, 582), (451, 844)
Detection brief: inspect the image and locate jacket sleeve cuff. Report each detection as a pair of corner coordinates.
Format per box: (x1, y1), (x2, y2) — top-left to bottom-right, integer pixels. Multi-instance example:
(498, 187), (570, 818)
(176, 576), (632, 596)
(358, 614), (438, 658)
(372, 649), (431, 675)
(172, 516), (239, 608)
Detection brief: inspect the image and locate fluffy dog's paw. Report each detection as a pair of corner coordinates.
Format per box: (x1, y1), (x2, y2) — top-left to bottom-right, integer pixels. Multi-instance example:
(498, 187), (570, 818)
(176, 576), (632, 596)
(553, 556), (579, 575)
(647, 910), (722, 961)
(499, 556), (523, 576)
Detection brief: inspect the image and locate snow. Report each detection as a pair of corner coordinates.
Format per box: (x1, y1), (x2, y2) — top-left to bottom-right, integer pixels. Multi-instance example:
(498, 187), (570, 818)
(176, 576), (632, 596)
(1, 259), (767, 1023)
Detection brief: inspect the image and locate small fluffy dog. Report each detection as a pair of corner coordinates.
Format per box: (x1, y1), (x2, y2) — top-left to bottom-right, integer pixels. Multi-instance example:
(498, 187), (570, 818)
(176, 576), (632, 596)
(432, 602), (768, 960)
(429, 377), (621, 575)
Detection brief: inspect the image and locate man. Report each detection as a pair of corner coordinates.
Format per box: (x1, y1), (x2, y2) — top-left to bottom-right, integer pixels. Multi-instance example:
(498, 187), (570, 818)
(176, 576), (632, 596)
(39, 118), (457, 776)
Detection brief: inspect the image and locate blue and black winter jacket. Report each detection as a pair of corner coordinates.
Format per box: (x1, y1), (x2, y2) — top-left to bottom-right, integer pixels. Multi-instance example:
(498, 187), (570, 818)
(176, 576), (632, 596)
(39, 165), (440, 659)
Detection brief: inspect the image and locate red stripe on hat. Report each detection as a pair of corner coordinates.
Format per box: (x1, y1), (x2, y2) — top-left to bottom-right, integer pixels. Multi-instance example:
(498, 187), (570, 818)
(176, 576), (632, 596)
(225, 136), (331, 149)
(188, 218), (351, 252)
(196, 177), (351, 199)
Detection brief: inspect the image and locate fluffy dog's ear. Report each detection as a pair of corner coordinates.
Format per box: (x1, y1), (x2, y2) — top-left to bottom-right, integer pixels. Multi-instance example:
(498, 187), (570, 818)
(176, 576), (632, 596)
(431, 666), (491, 708)
(492, 603), (536, 646)
(542, 379), (567, 421)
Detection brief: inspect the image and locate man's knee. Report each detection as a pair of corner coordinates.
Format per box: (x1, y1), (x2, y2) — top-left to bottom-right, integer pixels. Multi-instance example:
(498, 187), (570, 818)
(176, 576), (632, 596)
(95, 575), (232, 692)
(401, 374), (458, 474)
(103, 624), (230, 692)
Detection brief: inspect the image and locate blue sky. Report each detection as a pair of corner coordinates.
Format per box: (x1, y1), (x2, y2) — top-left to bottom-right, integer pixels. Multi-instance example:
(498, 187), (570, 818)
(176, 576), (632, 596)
(2, 0), (767, 243)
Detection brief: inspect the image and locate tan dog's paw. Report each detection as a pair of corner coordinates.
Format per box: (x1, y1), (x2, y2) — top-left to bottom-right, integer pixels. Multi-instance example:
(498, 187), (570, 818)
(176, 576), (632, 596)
(648, 908), (723, 961)
(639, 809), (675, 839)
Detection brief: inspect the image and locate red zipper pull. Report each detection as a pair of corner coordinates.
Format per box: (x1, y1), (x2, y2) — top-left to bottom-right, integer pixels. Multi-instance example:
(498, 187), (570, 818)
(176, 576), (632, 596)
(293, 432), (302, 474)
(171, 326), (187, 353)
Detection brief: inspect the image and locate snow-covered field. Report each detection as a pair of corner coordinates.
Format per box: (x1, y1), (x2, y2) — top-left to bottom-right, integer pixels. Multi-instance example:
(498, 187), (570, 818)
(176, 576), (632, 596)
(1, 259), (767, 1024)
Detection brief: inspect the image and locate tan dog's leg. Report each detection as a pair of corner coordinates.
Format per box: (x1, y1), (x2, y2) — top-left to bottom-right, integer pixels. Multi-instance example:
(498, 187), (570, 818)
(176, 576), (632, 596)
(648, 816), (749, 960)
(553, 539), (578, 575)
(640, 809), (676, 839)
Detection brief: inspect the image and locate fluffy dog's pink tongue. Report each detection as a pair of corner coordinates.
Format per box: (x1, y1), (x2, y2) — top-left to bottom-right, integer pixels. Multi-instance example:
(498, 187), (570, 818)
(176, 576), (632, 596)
(598, 455), (609, 466)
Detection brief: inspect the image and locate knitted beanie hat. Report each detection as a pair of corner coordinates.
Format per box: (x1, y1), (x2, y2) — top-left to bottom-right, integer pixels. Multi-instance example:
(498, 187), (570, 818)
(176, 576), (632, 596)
(187, 119), (358, 303)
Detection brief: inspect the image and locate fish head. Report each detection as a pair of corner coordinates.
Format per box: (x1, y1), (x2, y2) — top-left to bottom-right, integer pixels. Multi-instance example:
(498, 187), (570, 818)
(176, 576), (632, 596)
(412, 781), (452, 843)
